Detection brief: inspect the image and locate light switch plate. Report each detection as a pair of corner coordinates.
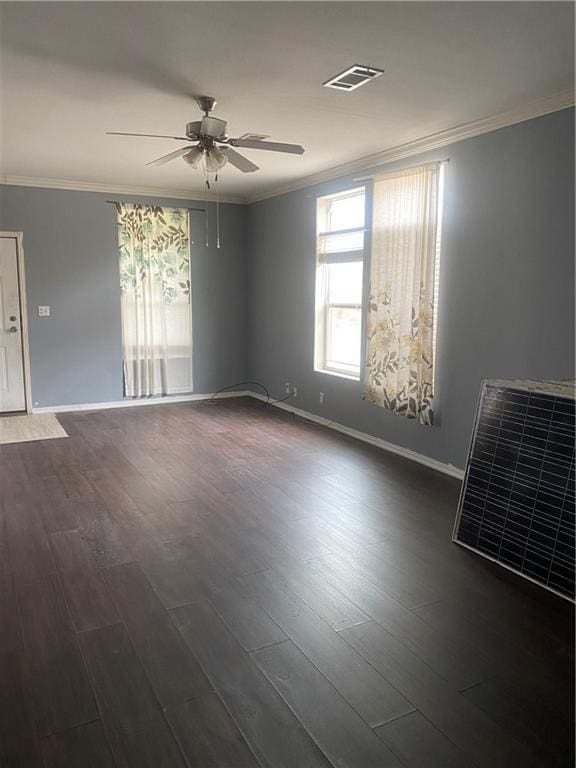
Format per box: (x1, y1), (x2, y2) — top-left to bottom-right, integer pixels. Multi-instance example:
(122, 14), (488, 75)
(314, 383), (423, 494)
(38, 306), (50, 316)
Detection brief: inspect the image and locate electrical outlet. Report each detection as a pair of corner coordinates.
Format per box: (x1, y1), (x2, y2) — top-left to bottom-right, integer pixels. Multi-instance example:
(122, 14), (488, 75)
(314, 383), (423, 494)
(319, 392), (325, 405)
(38, 306), (50, 317)
(285, 382), (291, 394)
(293, 386), (298, 398)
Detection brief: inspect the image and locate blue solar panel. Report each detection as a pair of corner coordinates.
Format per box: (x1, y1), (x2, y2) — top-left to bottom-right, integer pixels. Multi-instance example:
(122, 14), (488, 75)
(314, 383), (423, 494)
(453, 381), (575, 601)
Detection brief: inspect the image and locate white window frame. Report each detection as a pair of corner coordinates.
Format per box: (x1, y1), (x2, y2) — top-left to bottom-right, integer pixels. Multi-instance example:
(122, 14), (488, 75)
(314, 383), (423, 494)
(314, 187), (366, 380)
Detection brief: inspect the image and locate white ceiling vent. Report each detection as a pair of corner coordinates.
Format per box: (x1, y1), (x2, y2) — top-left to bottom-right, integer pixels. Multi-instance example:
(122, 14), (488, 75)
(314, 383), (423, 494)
(323, 65), (384, 92)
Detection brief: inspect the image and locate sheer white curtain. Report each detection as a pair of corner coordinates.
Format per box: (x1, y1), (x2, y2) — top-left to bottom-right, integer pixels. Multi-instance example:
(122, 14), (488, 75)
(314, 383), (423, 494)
(117, 204), (193, 397)
(364, 162), (443, 425)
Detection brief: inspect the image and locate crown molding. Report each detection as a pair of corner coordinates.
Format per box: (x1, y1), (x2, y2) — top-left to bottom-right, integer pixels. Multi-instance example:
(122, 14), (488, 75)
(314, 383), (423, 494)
(0, 175), (247, 205)
(1, 90), (573, 206)
(245, 89), (575, 204)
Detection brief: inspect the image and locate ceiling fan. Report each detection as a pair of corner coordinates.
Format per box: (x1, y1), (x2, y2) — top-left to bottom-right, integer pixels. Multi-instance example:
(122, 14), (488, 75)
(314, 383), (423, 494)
(107, 96), (305, 174)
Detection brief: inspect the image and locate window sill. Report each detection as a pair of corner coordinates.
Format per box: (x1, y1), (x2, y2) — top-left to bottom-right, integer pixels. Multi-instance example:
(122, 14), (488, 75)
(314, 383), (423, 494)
(314, 366), (360, 382)
(124, 353), (192, 360)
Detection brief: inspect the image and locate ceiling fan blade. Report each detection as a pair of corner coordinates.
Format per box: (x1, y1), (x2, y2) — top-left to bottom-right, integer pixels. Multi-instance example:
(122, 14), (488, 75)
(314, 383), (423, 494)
(220, 147), (259, 173)
(146, 146), (195, 167)
(107, 131), (191, 141)
(230, 139), (305, 155)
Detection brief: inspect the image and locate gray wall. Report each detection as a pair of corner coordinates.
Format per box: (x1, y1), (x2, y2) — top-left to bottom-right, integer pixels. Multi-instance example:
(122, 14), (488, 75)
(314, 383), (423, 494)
(0, 186), (248, 407)
(0, 109), (573, 469)
(247, 108), (575, 469)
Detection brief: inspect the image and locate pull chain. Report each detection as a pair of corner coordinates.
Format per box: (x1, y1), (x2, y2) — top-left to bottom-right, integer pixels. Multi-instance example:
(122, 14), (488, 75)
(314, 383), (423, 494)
(204, 175), (209, 247)
(215, 173), (221, 249)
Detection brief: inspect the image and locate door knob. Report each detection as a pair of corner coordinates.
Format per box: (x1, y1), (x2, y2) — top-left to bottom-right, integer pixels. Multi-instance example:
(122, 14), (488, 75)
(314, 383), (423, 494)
(9, 316), (16, 322)
(8, 327), (18, 333)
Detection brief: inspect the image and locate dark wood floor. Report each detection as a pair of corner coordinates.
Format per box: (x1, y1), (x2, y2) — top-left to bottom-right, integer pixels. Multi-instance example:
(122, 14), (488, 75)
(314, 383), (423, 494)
(0, 397), (573, 768)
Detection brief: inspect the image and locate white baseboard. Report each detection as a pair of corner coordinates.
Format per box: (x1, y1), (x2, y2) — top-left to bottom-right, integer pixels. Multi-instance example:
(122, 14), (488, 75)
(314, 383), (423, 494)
(248, 392), (464, 480)
(33, 390), (250, 414)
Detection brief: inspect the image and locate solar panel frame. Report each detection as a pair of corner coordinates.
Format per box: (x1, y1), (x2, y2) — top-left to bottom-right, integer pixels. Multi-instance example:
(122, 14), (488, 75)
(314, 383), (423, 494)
(453, 380), (575, 602)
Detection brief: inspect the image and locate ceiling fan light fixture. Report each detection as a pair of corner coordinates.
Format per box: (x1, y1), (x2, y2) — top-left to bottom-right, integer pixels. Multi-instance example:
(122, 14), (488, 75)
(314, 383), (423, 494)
(183, 147), (203, 168)
(204, 146), (228, 172)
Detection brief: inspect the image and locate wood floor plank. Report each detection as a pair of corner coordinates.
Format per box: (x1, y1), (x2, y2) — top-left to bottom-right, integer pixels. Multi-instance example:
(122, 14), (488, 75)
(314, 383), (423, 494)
(40, 492), (100, 534)
(79, 623), (162, 727)
(194, 505), (270, 576)
(255, 511), (335, 561)
(103, 562), (212, 705)
(309, 555), (487, 689)
(168, 691), (261, 768)
(462, 679), (574, 768)
(268, 561), (371, 631)
(0, 572), (22, 652)
(374, 711), (469, 768)
(328, 546), (441, 610)
(171, 600), (333, 768)
(240, 570), (413, 727)
(252, 640), (404, 767)
(113, 444), (198, 503)
(139, 540), (205, 609)
(271, 478), (386, 545)
(283, 515), (372, 559)
(106, 462), (205, 543)
(142, 537), (286, 652)
(55, 467), (95, 498)
(18, 574), (98, 736)
(79, 622), (187, 768)
(208, 579), (288, 652)
(41, 720), (117, 768)
(0, 506), (11, 577)
(381, 524), (574, 659)
(4, 498), (57, 584)
(75, 502), (134, 571)
(414, 599), (572, 712)
(18, 442), (57, 482)
(340, 620), (539, 768)
(107, 719), (188, 768)
(0, 650), (44, 767)
(170, 535), (288, 652)
(50, 529), (120, 632)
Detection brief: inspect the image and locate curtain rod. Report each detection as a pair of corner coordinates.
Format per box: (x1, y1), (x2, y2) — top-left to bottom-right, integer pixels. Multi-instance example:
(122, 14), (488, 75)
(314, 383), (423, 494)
(106, 200), (206, 212)
(353, 158), (450, 182)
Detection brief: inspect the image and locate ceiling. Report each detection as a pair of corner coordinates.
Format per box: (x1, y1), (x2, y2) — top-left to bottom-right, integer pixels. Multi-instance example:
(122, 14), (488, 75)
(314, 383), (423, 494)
(0, 2), (573, 202)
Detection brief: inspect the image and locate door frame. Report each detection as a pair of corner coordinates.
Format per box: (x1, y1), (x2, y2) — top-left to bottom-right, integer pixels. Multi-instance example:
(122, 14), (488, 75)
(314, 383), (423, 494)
(0, 232), (32, 414)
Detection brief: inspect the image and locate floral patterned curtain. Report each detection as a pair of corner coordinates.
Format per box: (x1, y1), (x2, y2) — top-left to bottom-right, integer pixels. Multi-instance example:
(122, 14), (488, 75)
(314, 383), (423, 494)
(363, 162), (442, 425)
(117, 204), (192, 397)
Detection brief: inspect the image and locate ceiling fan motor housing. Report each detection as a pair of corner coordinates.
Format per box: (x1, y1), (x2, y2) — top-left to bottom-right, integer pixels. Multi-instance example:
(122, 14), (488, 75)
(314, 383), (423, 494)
(187, 116), (227, 140)
(201, 116), (227, 139)
(196, 95), (217, 114)
(186, 121), (201, 138)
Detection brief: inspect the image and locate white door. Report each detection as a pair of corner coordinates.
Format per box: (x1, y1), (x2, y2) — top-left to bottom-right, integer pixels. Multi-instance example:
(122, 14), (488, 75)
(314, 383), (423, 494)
(0, 237), (26, 412)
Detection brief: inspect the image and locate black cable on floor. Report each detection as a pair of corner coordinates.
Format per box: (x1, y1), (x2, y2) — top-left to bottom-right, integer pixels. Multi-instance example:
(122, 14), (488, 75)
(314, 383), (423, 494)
(270, 391), (296, 405)
(206, 380), (295, 406)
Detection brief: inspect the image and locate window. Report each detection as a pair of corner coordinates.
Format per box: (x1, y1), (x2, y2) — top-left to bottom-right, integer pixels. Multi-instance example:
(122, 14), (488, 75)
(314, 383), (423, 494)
(315, 187), (365, 379)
